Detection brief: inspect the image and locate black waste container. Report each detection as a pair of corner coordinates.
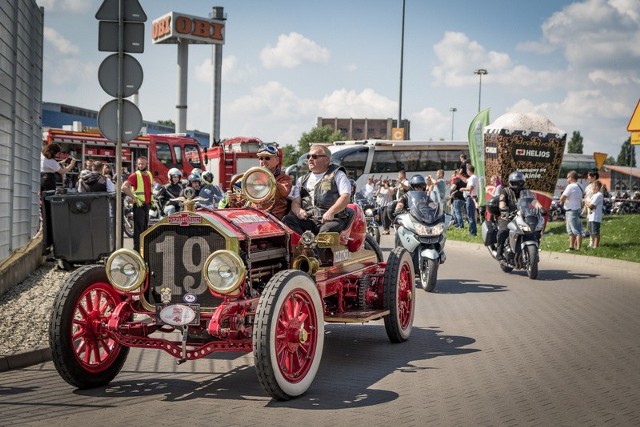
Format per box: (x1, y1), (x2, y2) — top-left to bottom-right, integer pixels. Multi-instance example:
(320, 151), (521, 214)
(45, 191), (116, 265)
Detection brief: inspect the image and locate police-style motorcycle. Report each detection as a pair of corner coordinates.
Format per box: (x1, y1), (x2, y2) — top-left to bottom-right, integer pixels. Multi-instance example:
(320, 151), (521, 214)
(482, 189), (544, 280)
(394, 190), (450, 292)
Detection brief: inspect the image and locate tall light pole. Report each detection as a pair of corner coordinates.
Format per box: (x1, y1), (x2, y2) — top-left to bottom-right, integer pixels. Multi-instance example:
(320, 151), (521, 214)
(397, 0), (406, 139)
(474, 68), (488, 112)
(449, 107), (457, 140)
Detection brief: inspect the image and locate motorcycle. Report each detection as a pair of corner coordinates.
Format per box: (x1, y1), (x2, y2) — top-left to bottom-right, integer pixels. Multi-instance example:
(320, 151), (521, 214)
(548, 197), (565, 222)
(122, 197), (134, 238)
(355, 193), (381, 244)
(394, 190), (450, 292)
(148, 182), (167, 223)
(482, 189), (544, 280)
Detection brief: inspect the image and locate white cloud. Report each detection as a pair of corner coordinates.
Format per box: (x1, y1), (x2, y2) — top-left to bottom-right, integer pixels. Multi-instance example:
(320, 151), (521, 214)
(260, 32), (330, 69)
(319, 88), (396, 118)
(195, 55), (256, 84)
(44, 57), (96, 85)
(409, 108), (452, 142)
(43, 27), (79, 55)
(37, 0), (91, 12)
(228, 81), (315, 119)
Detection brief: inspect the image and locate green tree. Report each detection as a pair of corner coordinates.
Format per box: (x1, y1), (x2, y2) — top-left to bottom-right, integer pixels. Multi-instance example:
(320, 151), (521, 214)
(605, 156), (616, 165)
(616, 137), (637, 167)
(567, 131), (584, 153)
(281, 145), (299, 167)
(158, 119), (175, 127)
(298, 125), (343, 154)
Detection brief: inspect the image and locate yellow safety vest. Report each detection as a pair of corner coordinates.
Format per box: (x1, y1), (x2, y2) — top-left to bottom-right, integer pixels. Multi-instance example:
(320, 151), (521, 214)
(134, 170), (154, 205)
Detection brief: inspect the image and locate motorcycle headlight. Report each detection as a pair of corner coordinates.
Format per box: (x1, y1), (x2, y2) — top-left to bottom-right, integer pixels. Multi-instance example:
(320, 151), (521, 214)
(204, 250), (246, 295)
(365, 208), (374, 217)
(106, 248), (146, 292)
(414, 222), (444, 236)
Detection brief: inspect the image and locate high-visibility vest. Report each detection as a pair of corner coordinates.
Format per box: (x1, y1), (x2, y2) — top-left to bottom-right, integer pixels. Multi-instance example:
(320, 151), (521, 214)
(134, 170), (154, 205)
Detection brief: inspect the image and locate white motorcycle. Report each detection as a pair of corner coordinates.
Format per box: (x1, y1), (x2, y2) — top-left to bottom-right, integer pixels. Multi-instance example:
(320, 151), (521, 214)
(394, 191), (451, 292)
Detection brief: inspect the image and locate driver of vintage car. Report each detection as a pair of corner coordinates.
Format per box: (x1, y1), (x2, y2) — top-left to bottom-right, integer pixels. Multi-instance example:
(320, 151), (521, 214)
(282, 144), (352, 235)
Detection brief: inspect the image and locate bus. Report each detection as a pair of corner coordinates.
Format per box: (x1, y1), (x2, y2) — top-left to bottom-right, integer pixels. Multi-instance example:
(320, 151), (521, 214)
(554, 153), (597, 197)
(285, 139), (469, 190)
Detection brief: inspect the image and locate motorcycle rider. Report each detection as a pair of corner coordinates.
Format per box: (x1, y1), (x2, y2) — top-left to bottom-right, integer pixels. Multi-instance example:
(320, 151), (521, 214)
(495, 171), (544, 260)
(180, 173), (202, 200)
(199, 171), (224, 208)
(395, 174), (428, 212)
(157, 168), (184, 215)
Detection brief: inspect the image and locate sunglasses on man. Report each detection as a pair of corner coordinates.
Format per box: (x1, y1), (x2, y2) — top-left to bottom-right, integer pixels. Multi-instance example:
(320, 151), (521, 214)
(307, 154), (327, 160)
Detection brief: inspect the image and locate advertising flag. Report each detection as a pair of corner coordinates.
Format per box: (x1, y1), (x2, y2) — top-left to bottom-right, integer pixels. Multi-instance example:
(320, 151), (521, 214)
(467, 108), (490, 206)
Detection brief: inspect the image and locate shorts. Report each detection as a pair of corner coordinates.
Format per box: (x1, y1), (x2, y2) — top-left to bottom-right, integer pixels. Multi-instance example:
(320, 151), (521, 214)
(588, 221), (601, 235)
(565, 209), (583, 236)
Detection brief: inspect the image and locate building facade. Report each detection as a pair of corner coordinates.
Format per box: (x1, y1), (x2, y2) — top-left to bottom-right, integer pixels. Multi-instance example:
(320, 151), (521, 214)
(317, 117), (410, 140)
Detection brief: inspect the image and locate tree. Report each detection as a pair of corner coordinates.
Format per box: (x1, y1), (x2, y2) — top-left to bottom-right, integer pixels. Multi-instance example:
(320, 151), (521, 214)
(616, 137), (637, 167)
(567, 131), (584, 154)
(281, 145), (299, 167)
(298, 125), (344, 155)
(605, 156), (616, 165)
(158, 119), (175, 127)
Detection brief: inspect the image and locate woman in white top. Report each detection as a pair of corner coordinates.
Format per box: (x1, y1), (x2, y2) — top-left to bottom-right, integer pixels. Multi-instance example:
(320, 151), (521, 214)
(41, 143), (76, 192)
(375, 179), (394, 234)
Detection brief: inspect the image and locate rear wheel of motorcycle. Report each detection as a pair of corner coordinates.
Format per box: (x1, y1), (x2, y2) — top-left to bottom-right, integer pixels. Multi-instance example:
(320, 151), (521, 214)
(253, 270), (324, 401)
(49, 265), (129, 389)
(383, 247), (415, 343)
(364, 233), (383, 263)
(422, 258), (439, 292)
(526, 245), (539, 280)
(372, 226), (381, 244)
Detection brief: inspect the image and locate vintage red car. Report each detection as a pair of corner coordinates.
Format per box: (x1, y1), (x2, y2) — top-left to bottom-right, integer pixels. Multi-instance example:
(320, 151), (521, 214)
(49, 167), (416, 400)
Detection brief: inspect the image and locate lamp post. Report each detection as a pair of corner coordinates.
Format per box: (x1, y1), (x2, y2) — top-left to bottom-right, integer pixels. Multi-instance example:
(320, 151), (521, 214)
(449, 107), (457, 140)
(397, 0), (406, 139)
(474, 68), (488, 112)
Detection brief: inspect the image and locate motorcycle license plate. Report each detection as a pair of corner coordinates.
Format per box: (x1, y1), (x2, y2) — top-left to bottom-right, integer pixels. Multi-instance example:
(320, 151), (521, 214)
(155, 303), (200, 326)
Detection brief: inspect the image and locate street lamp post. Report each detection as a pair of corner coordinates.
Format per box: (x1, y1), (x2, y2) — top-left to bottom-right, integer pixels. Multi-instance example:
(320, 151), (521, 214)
(397, 0), (406, 139)
(449, 107), (457, 140)
(474, 68), (488, 112)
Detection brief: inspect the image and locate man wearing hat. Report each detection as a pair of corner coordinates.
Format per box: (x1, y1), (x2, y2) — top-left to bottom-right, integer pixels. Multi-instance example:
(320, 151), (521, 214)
(256, 144), (292, 219)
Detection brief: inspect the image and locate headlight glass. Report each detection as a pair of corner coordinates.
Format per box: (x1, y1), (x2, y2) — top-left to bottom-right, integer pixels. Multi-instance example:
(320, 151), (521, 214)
(106, 249), (146, 292)
(243, 167), (276, 202)
(414, 222), (444, 236)
(364, 208), (374, 216)
(204, 250), (246, 294)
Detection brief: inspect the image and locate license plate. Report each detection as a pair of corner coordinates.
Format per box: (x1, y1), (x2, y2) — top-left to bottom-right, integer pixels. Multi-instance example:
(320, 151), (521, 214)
(155, 303), (200, 326)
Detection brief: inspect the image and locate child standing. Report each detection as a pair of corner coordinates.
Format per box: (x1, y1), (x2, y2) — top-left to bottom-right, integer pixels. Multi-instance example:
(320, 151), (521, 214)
(586, 180), (604, 248)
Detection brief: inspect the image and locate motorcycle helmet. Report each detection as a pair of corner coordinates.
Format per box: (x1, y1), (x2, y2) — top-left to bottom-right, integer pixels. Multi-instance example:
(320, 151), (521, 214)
(508, 171), (526, 191)
(191, 168), (203, 178)
(167, 168), (181, 181)
(202, 171), (214, 185)
(188, 173), (201, 185)
(349, 179), (357, 196)
(409, 174), (426, 191)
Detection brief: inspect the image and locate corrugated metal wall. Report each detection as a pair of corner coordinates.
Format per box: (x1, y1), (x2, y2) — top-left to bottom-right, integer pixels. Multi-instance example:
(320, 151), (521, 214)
(0, 0), (43, 262)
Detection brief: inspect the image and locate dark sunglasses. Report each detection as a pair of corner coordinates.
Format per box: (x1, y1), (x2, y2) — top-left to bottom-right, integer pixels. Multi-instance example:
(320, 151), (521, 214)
(258, 156), (274, 161)
(307, 154), (327, 160)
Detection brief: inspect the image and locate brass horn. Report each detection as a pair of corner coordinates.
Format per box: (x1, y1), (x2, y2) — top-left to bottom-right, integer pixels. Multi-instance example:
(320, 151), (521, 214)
(292, 254), (319, 276)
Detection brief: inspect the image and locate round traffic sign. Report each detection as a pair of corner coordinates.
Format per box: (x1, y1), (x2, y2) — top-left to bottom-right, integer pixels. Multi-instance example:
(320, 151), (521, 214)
(98, 99), (143, 143)
(98, 53), (143, 98)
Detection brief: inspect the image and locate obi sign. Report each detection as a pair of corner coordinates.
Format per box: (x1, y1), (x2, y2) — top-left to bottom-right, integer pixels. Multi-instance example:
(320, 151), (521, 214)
(152, 11), (225, 45)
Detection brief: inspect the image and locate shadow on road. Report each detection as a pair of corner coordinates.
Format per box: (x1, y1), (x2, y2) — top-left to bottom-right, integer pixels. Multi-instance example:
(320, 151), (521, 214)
(73, 325), (478, 409)
(536, 269), (600, 282)
(430, 279), (507, 294)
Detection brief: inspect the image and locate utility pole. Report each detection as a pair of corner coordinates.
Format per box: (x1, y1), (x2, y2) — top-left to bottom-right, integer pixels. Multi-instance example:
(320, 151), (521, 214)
(449, 107), (457, 140)
(474, 68), (488, 112)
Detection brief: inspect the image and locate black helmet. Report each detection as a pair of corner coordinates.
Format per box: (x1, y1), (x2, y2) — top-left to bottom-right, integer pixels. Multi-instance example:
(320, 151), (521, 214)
(409, 174), (426, 191)
(188, 173), (201, 184)
(202, 171), (213, 185)
(508, 171), (526, 191)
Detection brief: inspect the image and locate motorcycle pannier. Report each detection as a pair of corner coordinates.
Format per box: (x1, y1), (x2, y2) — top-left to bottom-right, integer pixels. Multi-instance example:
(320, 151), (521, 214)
(482, 220), (497, 246)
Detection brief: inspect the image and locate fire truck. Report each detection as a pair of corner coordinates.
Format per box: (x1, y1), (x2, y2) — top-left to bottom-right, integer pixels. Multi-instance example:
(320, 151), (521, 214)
(44, 128), (205, 186)
(203, 137), (283, 191)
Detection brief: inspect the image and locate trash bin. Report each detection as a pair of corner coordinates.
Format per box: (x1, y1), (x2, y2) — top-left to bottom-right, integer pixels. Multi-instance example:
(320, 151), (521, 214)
(45, 191), (116, 266)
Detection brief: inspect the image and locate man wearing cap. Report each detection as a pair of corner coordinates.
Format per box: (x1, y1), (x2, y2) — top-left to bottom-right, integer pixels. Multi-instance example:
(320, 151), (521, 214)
(255, 144), (292, 219)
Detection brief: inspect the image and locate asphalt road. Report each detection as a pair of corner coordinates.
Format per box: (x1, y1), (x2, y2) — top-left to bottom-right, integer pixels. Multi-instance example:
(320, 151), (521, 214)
(1, 234), (640, 426)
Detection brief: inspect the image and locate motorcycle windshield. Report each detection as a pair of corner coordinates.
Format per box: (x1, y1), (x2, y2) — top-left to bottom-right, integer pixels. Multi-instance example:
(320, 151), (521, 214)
(517, 189), (538, 216)
(407, 191), (443, 224)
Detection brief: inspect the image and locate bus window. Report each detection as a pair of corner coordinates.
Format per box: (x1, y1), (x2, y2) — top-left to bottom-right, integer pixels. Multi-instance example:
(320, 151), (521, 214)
(371, 150), (412, 174)
(333, 147), (368, 179)
(185, 145), (202, 168)
(156, 143), (176, 167)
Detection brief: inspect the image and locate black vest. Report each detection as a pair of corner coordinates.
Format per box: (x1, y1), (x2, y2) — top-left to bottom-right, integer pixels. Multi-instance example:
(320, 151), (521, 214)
(300, 164), (348, 218)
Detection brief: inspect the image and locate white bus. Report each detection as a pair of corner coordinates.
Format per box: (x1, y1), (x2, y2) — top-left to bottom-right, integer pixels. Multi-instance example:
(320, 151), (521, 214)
(286, 139), (469, 190)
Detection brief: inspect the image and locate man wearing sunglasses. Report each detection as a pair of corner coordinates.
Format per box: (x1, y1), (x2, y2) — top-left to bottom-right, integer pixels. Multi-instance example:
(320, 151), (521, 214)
(255, 144), (292, 219)
(282, 144), (352, 235)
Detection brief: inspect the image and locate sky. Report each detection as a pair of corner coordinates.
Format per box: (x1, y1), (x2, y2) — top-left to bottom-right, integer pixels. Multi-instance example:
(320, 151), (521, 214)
(37, 0), (639, 164)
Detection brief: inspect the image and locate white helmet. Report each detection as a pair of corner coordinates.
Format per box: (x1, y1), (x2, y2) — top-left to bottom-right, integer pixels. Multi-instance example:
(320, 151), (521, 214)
(167, 168), (181, 180)
(191, 168), (203, 177)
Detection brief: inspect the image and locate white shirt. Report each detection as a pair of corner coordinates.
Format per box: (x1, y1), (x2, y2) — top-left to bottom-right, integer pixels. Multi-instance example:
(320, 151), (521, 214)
(376, 187), (393, 207)
(562, 182), (583, 210)
(467, 174), (479, 197)
(588, 192), (603, 223)
(362, 182), (376, 198)
(41, 155), (60, 173)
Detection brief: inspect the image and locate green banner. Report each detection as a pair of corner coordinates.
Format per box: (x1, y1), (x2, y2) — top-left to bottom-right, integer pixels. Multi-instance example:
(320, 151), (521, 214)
(467, 108), (490, 206)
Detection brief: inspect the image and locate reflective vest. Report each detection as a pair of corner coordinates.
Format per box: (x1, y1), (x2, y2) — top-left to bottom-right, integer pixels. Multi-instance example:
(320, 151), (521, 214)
(134, 170), (154, 205)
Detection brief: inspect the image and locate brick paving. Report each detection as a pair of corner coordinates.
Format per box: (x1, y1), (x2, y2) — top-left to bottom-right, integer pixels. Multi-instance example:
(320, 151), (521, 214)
(1, 238), (639, 426)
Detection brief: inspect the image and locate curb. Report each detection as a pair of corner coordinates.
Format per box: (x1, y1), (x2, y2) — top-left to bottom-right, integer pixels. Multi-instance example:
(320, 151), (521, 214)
(0, 346), (51, 373)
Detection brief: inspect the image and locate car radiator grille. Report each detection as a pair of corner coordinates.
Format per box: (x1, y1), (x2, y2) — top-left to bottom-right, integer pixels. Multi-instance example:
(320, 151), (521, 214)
(143, 224), (227, 308)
